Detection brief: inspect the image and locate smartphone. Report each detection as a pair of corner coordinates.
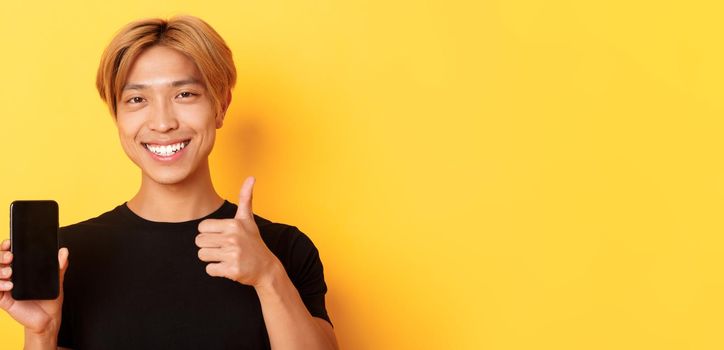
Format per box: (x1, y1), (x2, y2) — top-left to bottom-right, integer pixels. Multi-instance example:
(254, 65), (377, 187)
(9, 200), (59, 300)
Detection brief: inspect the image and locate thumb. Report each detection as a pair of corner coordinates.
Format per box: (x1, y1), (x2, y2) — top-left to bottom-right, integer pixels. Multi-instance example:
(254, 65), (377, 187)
(58, 247), (69, 286)
(235, 176), (256, 220)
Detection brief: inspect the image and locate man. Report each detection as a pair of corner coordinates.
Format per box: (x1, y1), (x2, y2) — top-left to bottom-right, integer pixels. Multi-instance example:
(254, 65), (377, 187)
(0, 15), (338, 349)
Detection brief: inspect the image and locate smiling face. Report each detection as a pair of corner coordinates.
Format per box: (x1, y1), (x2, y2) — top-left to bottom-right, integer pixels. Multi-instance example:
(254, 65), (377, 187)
(116, 45), (223, 186)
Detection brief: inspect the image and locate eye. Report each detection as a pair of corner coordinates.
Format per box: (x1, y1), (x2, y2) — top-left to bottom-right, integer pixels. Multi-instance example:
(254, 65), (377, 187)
(177, 91), (196, 99)
(127, 96), (145, 104)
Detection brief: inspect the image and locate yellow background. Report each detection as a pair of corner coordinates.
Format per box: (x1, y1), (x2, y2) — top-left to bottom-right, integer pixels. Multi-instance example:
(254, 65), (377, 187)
(1, 0), (723, 349)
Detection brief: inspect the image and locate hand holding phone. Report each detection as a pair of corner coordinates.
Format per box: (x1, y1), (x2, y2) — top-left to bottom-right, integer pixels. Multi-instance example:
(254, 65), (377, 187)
(0, 201), (70, 335)
(10, 200), (59, 300)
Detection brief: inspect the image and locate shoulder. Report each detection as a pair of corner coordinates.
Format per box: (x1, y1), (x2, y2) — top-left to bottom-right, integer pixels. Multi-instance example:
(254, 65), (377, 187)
(249, 212), (322, 269)
(220, 200), (318, 253)
(58, 204), (125, 245)
(253, 214), (327, 289)
(254, 214), (317, 252)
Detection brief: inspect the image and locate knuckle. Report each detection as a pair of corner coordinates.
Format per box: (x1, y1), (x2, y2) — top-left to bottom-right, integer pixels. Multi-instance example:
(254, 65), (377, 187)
(229, 265), (240, 276)
(228, 220), (241, 230)
(232, 250), (242, 261)
(0, 280), (11, 292)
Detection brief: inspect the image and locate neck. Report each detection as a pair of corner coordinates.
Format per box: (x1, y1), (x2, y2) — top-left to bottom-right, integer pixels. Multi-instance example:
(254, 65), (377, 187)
(127, 159), (224, 222)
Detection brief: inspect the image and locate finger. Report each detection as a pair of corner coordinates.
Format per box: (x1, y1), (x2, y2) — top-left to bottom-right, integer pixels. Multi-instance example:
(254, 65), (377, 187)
(0, 280), (12, 291)
(59, 248), (69, 279)
(0, 252), (12, 290)
(1, 251), (12, 264)
(194, 233), (227, 248)
(1, 239), (9, 251)
(205, 262), (226, 277)
(197, 247), (227, 262)
(235, 176), (255, 220)
(0, 266), (10, 280)
(59, 248), (69, 299)
(198, 218), (235, 233)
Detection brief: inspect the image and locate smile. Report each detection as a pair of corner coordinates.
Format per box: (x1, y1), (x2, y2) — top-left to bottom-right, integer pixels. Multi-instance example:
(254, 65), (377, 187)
(142, 140), (191, 157)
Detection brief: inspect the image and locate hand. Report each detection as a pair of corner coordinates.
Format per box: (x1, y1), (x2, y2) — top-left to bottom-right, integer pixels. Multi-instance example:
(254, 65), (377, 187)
(0, 239), (69, 335)
(196, 176), (281, 288)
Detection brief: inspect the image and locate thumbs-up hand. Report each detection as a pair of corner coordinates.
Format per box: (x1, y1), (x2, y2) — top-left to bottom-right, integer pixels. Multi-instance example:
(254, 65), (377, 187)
(196, 176), (281, 287)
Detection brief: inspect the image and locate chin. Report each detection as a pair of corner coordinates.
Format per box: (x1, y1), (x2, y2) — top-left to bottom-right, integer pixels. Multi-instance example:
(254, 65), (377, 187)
(143, 168), (195, 186)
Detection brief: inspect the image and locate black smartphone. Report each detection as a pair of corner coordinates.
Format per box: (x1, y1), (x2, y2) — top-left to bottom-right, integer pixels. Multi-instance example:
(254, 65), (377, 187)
(9, 200), (59, 300)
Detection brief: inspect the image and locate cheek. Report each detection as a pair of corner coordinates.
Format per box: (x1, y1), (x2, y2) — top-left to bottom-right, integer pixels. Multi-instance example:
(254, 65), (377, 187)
(176, 105), (218, 133)
(115, 115), (144, 143)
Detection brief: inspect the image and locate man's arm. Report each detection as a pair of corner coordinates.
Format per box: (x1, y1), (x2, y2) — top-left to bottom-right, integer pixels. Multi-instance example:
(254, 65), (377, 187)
(256, 262), (339, 350)
(23, 330), (57, 350)
(196, 177), (338, 349)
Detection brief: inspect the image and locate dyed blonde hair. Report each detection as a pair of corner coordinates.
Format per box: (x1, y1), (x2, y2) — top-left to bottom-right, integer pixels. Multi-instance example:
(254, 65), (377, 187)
(96, 15), (236, 118)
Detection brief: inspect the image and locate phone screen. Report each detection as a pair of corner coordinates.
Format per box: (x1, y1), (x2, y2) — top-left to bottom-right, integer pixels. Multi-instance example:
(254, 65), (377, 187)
(10, 200), (59, 300)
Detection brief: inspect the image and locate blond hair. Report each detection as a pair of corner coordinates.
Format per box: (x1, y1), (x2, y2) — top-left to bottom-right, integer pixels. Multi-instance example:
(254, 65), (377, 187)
(96, 15), (236, 118)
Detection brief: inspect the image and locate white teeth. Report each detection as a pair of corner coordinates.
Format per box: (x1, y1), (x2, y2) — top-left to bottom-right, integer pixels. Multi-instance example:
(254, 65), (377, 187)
(144, 141), (188, 157)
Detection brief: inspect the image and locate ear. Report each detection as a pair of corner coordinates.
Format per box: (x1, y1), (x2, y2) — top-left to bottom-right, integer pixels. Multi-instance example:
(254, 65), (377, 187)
(216, 91), (233, 129)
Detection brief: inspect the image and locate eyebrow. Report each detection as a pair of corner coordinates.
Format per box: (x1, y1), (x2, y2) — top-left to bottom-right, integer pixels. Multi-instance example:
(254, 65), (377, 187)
(122, 78), (203, 91)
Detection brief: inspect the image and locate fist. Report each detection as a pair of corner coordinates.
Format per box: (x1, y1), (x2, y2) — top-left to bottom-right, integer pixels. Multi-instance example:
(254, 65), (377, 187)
(195, 176), (281, 287)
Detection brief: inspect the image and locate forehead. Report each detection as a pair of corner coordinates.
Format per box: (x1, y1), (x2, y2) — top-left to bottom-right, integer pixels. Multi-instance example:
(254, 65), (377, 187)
(125, 45), (202, 85)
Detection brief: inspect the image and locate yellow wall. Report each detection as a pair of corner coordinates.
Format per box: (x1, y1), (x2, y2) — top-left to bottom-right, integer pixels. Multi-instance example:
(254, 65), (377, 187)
(2, 1), (723, 349)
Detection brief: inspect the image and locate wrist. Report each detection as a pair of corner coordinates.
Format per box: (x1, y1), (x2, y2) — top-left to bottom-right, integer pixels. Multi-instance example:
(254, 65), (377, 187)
(254, 258), (286, 294)
(24, 326), (58, 350)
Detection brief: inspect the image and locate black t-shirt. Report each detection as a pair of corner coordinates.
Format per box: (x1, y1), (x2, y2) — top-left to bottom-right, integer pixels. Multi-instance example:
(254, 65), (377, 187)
(57, 200), (330, 349)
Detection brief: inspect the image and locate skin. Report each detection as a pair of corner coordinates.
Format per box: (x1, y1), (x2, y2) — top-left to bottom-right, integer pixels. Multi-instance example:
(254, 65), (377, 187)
(0, 242), (68, 349)
(0, 45), (338, 350)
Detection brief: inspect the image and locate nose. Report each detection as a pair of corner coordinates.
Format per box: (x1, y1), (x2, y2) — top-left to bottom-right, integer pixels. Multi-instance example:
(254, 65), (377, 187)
(147, 99), (179, 132)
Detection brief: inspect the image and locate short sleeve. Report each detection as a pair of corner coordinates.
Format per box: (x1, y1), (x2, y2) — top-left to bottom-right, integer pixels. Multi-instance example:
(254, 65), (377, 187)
(284, 227), (332, 326)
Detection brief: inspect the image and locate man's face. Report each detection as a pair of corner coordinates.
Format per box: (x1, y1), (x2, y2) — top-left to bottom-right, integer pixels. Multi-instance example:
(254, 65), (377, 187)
(116, 45), (222, 186)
